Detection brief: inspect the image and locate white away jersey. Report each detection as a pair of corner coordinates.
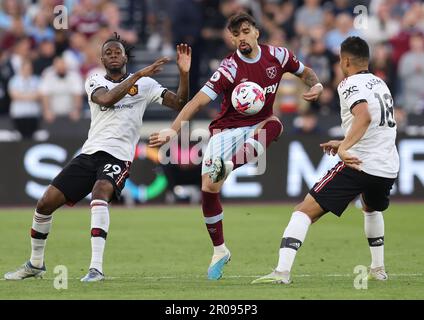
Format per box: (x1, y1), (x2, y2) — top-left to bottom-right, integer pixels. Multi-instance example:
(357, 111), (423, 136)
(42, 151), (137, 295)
(338, 71), (399, 178)
(82, 73), (165, 161)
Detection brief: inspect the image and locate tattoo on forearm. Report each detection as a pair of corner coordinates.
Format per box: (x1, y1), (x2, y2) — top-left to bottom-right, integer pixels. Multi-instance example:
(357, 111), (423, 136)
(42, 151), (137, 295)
(302, 68), (319, 88)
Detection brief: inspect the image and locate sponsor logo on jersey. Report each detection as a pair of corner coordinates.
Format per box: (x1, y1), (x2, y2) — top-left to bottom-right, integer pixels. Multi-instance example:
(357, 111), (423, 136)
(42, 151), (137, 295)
(365, 78), (382, 90)
(210, 71), (221, 82)
(100, 104), (134, 112)
(128, 85), (138, 96)
(263, 83), (278, 95)
(266, 66), (277, 79)
(342, 85), (359, 99)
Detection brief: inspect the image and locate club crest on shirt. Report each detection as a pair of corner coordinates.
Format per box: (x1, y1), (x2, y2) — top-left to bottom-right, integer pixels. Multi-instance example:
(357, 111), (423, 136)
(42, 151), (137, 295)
(128, 85), (138, 96)
(210, 71), (221, 82)
(266, 66), (277, 79)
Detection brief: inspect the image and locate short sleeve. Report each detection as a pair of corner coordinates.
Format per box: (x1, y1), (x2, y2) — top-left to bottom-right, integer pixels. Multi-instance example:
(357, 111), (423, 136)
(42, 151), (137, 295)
(282, 49), (304, 75)
(146, 77), (166, 105)
(201, 57), (236, 100)
(338, 80), (369, 112)
(85, 74), (108, 102)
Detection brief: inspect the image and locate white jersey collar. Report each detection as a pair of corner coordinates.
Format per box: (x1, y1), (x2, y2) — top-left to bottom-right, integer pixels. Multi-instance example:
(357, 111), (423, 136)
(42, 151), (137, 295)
(237, 46), (261, 64)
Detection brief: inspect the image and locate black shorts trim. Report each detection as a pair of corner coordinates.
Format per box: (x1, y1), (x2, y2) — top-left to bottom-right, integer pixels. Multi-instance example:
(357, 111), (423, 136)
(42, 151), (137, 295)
(309, 161), (396, 216)
(51, 151), (131, 205)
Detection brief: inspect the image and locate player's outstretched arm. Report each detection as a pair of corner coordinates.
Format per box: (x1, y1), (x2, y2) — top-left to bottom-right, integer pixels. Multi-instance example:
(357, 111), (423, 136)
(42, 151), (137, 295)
(338, 101), (371, 170)
(92, 57), (170, 107)
(162, 44), (191, 111)
(298, 66), (323, 101)
(148, 91), (211, 147)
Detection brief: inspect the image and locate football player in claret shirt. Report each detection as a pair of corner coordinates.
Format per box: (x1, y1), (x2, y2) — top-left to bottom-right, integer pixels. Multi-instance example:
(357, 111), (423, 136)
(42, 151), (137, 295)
(149, 12), (323, 280)
(4, 33), (192, 282)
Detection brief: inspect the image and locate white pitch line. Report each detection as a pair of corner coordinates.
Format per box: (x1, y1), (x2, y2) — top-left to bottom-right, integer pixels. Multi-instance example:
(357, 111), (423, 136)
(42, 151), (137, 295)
(0, 273), (422, 281)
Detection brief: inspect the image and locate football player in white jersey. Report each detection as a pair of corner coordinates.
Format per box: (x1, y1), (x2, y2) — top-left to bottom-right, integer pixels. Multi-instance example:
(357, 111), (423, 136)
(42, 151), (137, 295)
(4, 33), (192, 282)
(253, 36), (399, 284)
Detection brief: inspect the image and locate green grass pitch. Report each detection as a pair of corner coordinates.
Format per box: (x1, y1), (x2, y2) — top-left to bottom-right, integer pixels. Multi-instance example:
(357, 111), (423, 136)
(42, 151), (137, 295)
(0, 203), (422, 299)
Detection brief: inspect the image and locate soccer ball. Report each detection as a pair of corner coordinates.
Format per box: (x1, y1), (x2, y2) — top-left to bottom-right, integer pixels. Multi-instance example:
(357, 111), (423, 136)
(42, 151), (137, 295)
(231, 81), (265, 115)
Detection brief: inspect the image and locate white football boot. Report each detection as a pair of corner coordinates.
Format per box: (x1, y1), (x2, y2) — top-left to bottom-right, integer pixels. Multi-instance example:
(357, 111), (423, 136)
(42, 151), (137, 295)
(209, 157), (234, 183)
(4, 261), (46, 280)
(368, 266), (388, 281)
(251, 270), (292, 284)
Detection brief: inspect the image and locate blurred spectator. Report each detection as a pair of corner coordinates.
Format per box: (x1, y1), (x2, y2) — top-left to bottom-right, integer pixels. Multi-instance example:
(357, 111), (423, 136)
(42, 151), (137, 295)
(63, 32), (88, 72)
(262, 0), (296, 41)
(28, 11), (55, 45)
(102, 2), (138, 44)
(53, 30), (70, 56)
(0, 17), (30, 51)
(7, 59), (41, 139)
(325, 0), (354, 16)
(398, 32), (424, 114)
(363, 1), (400, 48)
(145, 0), (174, 54)
(0, 51), (14, 116)
(33, 40), (56, 76)
(292, 109), (322, 135)
(295, 0), (324, 37)
(9, 37), (32, 74)
(80, 42), (104, 78)
(39, 57), (84, 123)
(0, 0), (31, 31)
(369, 43), (396, 94)
(325, 13), (361, 55)
(274, 73), (308, 115)
(70, 0), (105, 38)
(305, 28), (338, 87)
(389, 5), (421, 68)
(201, 0), (241, 71)
(170, 0), (203, 95)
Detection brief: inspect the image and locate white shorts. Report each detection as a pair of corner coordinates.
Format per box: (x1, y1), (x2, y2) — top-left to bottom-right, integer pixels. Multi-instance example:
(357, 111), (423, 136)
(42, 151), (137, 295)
(202, 124), (261, 175)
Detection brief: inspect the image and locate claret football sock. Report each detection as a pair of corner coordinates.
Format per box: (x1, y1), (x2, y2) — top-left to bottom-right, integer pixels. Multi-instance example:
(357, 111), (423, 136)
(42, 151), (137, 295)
(231, 120), (282, 169)
(364, 211), (385, 268)
(202, 191), (224, 246)
(89, 200), (110, 274)
(30, 211), (52, 268)
(276, 211), (311, 273)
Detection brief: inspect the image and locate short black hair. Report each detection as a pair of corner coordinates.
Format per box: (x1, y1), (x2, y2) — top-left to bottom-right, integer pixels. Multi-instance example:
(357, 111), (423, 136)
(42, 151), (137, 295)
(227, 12), (257, 33)
(102, 32), (134, 62)
(340, 36), (370, 60)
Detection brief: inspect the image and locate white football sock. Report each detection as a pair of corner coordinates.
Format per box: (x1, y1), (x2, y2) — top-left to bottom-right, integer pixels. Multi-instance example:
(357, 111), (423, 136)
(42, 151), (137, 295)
(276, 211), (311, 273)
(213, 243), (229, 255)
(89, 200), (110, 274)
(30, 211), (52, 268)
(364, 211), (384, 268)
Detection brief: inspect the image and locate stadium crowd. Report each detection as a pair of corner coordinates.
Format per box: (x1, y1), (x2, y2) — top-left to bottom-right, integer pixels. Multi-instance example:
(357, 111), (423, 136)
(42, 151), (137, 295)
(0, 0), (424, 140)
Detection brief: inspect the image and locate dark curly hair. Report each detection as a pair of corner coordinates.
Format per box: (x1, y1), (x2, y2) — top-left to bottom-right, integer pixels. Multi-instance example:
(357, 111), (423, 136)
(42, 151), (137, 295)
(102, 32), (135, 62)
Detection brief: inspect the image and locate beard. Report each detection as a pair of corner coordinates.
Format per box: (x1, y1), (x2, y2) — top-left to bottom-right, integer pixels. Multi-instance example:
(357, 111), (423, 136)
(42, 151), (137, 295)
(108, 65), (124, 74)
(239, 44), (252, 55)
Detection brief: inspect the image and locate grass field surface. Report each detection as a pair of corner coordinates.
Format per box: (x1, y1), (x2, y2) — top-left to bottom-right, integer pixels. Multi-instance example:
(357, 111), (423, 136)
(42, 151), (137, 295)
(0, 203), (422, 300)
